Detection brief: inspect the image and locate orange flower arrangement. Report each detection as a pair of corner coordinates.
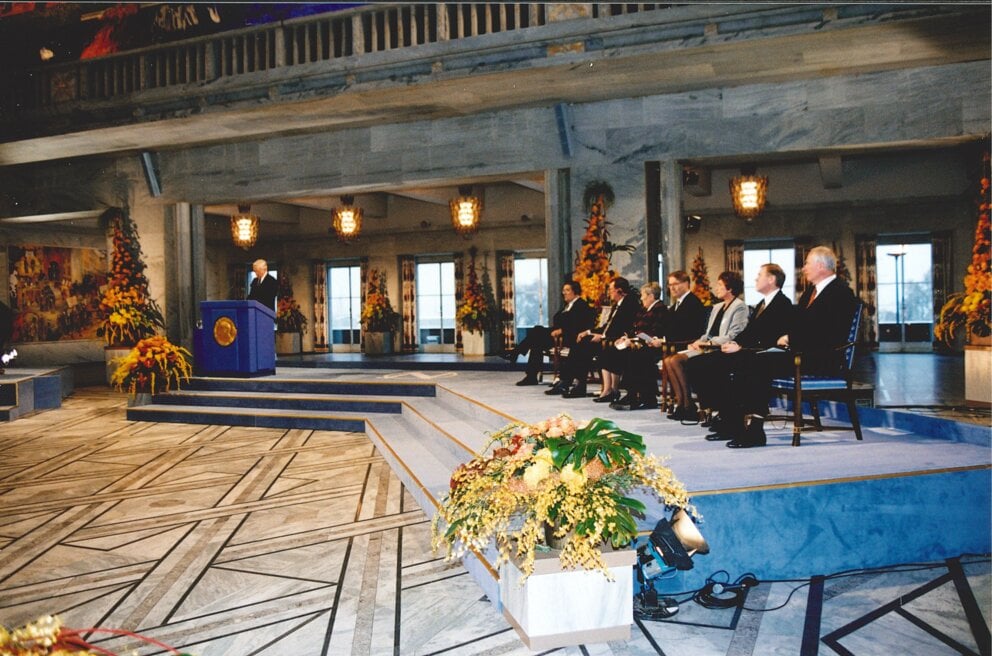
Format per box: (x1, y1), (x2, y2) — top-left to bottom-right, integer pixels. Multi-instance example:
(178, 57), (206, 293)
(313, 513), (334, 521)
(97, 208), (164, 346)
(275, 275), (307, 334)
(690, 247), (714, 307)
(936, 150), (992, 345)
(573, 185), (615, 308)
(111, 335), (192, 396)
(0, 614), (194, 655)
(361, 268), (400, 332)
(457, 247), (495, 334)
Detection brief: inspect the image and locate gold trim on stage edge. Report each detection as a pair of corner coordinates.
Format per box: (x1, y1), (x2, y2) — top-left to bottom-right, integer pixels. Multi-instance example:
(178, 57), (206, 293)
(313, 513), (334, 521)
(213, 316), (237, 346)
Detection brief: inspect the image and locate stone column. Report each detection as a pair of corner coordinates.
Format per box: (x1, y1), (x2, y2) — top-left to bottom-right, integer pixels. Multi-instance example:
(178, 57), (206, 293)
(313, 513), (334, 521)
(545, 168), (572, 296)
(659, 160), (684, 276)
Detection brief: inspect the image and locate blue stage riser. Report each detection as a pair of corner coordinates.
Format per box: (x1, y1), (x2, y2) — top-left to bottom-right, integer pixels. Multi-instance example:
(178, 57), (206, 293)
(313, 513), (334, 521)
(654, 467), (991, 592)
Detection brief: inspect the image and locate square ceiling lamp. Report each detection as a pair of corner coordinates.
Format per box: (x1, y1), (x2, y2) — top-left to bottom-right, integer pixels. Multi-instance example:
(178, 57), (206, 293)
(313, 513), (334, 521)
(729, 166), (768, 223)
(450, 185), (481, 236)
(331, 195), (363, 242)
(231, 203), (259, 250)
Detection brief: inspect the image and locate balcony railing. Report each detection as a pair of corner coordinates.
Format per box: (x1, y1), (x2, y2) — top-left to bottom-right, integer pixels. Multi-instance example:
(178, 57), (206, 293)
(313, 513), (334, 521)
(2, 3), (671, 114)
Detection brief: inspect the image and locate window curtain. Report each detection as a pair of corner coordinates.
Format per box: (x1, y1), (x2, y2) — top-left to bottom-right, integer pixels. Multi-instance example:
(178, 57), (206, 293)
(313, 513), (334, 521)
(454, 252), (465, 351)
(497, 251), (516, 351)
(312, 261), (328, 352)
(854, 235), (878, 346)
(400, 255), (417, 352)
(794, 237), (813, 301)
(228, 263), (246, 301)
(931, 230), (953, 340)
(724, 240), (744, 276)
(359, 257), (369, 351)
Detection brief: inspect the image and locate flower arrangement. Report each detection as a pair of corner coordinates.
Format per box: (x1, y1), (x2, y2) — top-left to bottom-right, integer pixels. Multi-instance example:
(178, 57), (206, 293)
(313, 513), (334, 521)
(111, 335), (192, 396)
(456, 247), (495, 334)
(361, 268), (400, 332)
(573, 183), (616, 308)
(0, 614), (194, 655)
(97, 208), (165, 346)
(690, 246), (714, 306)
(431, 414), (693, 581)
(275, 275), (308, 334)
(936, 150), (992, 345)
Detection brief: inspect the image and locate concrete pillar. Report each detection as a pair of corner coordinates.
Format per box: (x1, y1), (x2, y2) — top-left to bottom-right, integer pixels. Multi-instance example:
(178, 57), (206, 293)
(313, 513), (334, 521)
(545, 168), (572, 295)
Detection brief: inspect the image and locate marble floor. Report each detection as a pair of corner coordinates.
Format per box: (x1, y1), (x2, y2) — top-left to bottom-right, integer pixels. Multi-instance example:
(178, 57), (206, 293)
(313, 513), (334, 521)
(0, 384), (988, 655)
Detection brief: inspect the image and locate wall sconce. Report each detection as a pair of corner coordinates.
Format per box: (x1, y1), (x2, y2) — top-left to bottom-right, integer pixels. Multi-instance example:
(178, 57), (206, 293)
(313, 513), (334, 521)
(450, 185), (481, 236)
(331, 195), (363, 242)
(231, 203), (259, 250)
(729, 166), (768, 223)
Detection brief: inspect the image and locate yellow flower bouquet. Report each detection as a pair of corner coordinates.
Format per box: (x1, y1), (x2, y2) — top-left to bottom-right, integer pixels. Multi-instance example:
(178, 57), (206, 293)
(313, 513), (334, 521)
(431, 414), (693, 580)
(361, 269), (400, 332)
(111, 335), (193, 396)
(0, 614), (194, 655)
(457, 247), (497, 334)
(936, 150), (992, 345)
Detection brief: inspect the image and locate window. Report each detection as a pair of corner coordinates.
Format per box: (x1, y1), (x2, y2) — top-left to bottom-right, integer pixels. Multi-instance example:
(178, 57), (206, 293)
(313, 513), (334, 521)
(743, 245), (795, 305)
(876, 242), (933, 326)
(514, 256), (548, 340)
(416, 260), (456, 349)
(327, 265), (361, 346)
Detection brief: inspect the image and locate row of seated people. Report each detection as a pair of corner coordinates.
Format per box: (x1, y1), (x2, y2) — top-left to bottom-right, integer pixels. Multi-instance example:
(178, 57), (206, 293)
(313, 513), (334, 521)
(506, 245), (858, 449)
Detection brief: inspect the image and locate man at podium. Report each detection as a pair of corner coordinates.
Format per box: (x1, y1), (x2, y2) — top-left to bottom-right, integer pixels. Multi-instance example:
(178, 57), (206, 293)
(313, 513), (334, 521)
(247, 259), (278, 309)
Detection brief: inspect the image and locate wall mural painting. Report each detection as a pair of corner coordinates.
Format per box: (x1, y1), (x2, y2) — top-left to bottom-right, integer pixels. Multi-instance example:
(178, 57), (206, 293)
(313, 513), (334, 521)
(8, 245), (108, 342)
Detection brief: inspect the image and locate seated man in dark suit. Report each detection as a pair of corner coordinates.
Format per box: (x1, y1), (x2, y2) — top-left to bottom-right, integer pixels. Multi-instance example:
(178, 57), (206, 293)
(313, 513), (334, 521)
(688, 263), (793, 434)
(663, 270), (709, 344)
(505, 280), (595, 386)
(609, 282), (669, 410)
(717, 247), (858, 448)
(555, 277), (639, 400)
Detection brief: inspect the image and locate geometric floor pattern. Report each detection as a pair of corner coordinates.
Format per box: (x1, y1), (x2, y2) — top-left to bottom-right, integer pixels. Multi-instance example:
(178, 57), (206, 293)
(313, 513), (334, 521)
(0, 386), (988, 655)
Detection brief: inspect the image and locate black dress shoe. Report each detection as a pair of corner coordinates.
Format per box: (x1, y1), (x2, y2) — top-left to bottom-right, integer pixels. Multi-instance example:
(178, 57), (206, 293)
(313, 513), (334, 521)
(610, 401), (630, 410)
(700, 413), (718, 428)
(726, 420), (766, 448)
(515, 376), (539, 386)
(614, 394), (634, 406)
(705, 433), (733, 441)
(500, 351), (518, 362)
(593, 390), (619, 403)
(675, 404), (699, 421)
(629, 401), (659, 411)
(545, 381), (567, 395)
(562, 385), (588, 398)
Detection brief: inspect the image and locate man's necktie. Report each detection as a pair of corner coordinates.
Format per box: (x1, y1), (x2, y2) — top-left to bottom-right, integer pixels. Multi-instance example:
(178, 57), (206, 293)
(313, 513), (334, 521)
(806, 286), (818, 307)
(753, 300), (765, 317)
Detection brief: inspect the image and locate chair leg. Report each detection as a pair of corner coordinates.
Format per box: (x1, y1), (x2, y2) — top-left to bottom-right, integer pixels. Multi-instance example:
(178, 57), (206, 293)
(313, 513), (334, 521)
(847, 400), (864, 440)
(810, 399), (823, 431)
(792, 388), (802, 447)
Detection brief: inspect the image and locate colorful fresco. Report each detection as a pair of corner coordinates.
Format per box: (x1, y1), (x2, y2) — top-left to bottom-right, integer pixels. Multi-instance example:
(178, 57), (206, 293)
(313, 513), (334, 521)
(8, 245), (108, 342)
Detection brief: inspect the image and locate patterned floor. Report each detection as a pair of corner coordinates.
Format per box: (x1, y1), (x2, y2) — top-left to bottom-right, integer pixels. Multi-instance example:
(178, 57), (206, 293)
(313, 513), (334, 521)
(0, 387), (988, 655)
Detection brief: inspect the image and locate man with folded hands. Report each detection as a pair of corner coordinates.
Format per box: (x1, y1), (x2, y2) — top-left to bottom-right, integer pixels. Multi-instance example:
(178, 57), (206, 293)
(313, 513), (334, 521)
(505, 280), (595, 387)
(688, 263), (793, 435)
(710, 248), (857, 448)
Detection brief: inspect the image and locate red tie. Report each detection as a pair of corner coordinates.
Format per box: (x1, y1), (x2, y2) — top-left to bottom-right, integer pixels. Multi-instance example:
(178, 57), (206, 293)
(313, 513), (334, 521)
(807, 286), (818, 307)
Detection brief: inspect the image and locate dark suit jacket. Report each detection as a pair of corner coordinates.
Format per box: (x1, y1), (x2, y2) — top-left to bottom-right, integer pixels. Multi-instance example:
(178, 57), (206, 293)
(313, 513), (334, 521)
(600, 294), (639, 342)
(665, 292), (708, 343)
(632, 300), (669, 339)
(553, 299), (595, 346)
(247, 274), (278, 309)
(734, 291), (794, 350)
(790, 277), (859, 374)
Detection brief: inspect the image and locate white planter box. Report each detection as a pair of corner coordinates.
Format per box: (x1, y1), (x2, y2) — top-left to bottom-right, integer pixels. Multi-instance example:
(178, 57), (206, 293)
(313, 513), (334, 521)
(462, 330), (490, 356)
(498, 548), (634, 650)
(965, 344), (991, 405)
(275, 331), (301, 355)
(364, 331), (394, 355)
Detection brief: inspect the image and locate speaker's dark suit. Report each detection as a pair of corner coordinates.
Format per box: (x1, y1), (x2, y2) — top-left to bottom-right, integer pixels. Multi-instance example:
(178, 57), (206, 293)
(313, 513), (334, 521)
(247, 274), (278, 309)
(514, 298), (595, 378)
(687, 290), (794, 409)
(665, 292), (708, 344)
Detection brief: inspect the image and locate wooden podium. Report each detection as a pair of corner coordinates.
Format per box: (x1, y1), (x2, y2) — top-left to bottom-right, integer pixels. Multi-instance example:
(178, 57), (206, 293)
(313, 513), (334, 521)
(195, 300), (276, 377)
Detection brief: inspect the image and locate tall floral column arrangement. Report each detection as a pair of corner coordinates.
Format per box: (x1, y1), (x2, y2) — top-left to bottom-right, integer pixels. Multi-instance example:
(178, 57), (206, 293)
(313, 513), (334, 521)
(98, 208), (164, 346)
(573, 182), (615, 308)
(690, 247), (714, 306)
(936, 150), (992, 346)
(361, 268), (400, 354)
(275, 275), (307, 354)
(457, 247), (495, 355)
